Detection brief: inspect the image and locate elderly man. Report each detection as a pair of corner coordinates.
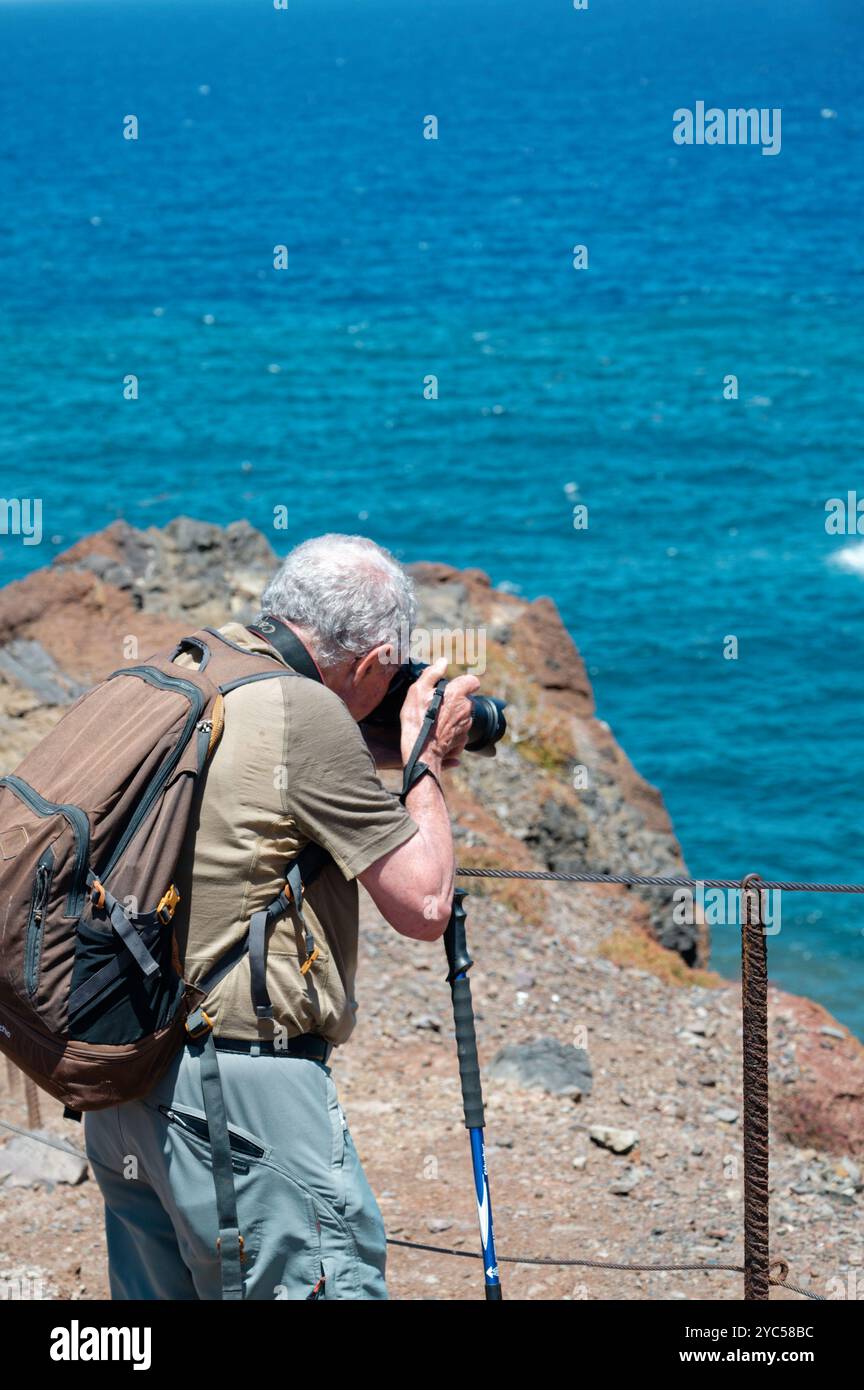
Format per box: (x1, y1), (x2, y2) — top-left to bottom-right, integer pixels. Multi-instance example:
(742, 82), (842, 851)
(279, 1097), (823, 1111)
(83, 534), (478, 1301)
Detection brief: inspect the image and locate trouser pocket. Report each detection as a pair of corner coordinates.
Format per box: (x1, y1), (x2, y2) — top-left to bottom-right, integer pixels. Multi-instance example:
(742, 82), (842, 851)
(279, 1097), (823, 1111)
(146, 1098), (280, 1292)
(156, 1101), (272, 1164)
(257, 1163), (334, 1300)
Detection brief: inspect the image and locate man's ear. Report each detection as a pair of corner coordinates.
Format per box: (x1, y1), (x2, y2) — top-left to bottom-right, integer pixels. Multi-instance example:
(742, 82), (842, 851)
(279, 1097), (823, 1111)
(375, 641), (396, 671)
(354, 643), (394, 687)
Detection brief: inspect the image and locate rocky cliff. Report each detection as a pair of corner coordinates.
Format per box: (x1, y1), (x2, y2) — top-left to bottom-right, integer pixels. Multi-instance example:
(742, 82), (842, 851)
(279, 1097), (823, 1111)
(0, 516), (699, 959)
(0, 519), (862, 1302)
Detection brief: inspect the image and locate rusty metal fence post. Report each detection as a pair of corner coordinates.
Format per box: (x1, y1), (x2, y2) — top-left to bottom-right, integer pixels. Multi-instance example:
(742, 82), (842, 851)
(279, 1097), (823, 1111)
(741, 873), (770, 1300)
(23, 1073), (42, 1130)
(2, 1059), (41, 1128)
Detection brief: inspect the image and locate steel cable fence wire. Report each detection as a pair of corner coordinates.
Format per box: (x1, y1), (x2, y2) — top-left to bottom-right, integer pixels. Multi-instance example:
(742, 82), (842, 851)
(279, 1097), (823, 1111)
(385, 1239), (826, 1299)
(0, 1116), (87, 1159)
(456, 868), (864, 893)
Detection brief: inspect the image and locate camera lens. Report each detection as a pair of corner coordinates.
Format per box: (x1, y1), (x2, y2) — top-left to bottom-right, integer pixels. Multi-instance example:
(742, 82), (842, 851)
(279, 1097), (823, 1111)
(465, 696), (507, 752)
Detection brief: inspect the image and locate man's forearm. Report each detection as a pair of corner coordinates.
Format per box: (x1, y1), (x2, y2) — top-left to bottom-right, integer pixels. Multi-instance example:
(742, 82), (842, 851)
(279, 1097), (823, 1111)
(358, 758), (456, 940)
(401, 761), (455, 927)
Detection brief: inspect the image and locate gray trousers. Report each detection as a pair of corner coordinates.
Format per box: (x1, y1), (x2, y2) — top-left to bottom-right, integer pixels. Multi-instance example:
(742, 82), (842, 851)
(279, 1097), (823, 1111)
(83, 1043), (388, 1300)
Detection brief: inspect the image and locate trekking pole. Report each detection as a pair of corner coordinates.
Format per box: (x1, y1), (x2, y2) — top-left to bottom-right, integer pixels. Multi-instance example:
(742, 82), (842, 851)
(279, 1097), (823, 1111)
(443, 887), (502, 1300)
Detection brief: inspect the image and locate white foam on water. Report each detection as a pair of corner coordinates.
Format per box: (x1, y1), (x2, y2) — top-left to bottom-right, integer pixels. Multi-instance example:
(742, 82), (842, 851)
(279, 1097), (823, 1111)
(829, 542), (864, 575)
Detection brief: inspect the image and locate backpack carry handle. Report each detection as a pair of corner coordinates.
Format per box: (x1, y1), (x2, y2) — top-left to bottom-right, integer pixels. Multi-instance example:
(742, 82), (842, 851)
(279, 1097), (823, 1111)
(169, 636), (212, 670)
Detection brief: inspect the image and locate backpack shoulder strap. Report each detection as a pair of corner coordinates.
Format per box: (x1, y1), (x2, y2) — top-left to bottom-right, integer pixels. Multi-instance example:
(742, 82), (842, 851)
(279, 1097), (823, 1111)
(195, 845), (334, 1013)
(173, 625), (336, 1016)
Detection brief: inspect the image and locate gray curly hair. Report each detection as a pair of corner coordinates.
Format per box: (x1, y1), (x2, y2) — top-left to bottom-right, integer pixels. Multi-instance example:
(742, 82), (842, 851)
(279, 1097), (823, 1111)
(259, 533), (416, 668)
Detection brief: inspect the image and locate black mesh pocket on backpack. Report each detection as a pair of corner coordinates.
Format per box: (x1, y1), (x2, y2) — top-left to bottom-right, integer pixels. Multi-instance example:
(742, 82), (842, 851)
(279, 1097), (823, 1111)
(67, 919), (185, 1045)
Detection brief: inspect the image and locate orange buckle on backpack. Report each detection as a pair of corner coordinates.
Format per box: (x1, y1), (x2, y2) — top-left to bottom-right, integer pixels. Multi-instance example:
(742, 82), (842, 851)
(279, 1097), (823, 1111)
(300, 947), (320, 977)
(217, 1234), (246, 1263)
(157, 883), (181, 925)
(185, 1008), (214, 1041)
(90, 879), (106, 911)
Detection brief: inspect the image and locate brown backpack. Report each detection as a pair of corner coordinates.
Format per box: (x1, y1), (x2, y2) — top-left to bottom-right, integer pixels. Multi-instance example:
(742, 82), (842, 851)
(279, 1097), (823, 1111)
(0, 626), (300, 1113)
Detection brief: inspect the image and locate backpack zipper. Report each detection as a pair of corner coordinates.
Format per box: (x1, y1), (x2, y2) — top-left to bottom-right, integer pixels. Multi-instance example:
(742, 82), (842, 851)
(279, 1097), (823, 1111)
(100, 667), (205, 882)
(24, 851), (54, 994)
(0, 776), (89, 916)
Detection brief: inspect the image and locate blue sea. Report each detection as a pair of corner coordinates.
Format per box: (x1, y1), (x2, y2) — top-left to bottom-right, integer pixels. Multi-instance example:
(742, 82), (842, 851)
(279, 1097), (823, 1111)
(1, 0), (862, 1032)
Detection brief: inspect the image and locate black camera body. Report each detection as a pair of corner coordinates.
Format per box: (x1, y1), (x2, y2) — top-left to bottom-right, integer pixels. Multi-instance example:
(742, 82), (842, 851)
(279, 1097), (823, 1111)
(249, 615), (506, 755)
(364, 659), (506, 754)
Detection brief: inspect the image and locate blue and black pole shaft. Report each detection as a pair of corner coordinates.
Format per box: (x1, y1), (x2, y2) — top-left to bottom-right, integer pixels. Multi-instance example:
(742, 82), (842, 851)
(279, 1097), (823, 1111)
(443, 887), (502, 1300)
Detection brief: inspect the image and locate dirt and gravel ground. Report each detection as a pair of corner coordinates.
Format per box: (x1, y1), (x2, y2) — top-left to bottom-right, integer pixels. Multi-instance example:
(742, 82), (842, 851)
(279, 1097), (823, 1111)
(2, 881), (861, 1303)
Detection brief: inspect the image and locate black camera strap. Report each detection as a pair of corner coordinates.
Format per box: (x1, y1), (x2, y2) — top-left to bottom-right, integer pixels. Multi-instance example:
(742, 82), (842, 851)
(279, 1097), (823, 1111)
(399, 679), (447, 802)
(247, 614), (323, 684)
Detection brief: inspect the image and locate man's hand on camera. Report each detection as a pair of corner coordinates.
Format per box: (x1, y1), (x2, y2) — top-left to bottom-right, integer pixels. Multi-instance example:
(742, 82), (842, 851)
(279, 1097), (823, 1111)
(399, 657), (480, 773)
(360, 658), (475, 942)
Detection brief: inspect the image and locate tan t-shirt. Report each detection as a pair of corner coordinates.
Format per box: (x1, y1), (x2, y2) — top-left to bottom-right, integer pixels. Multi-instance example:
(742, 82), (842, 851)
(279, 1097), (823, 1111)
(171, 623), (418, 1045)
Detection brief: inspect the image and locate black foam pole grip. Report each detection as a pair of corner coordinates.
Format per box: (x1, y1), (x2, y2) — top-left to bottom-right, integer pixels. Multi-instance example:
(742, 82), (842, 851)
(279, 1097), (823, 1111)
(444, 890), (485, 1130)
(451, 976), (485, 1129)
(444, 887), (472, 980)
